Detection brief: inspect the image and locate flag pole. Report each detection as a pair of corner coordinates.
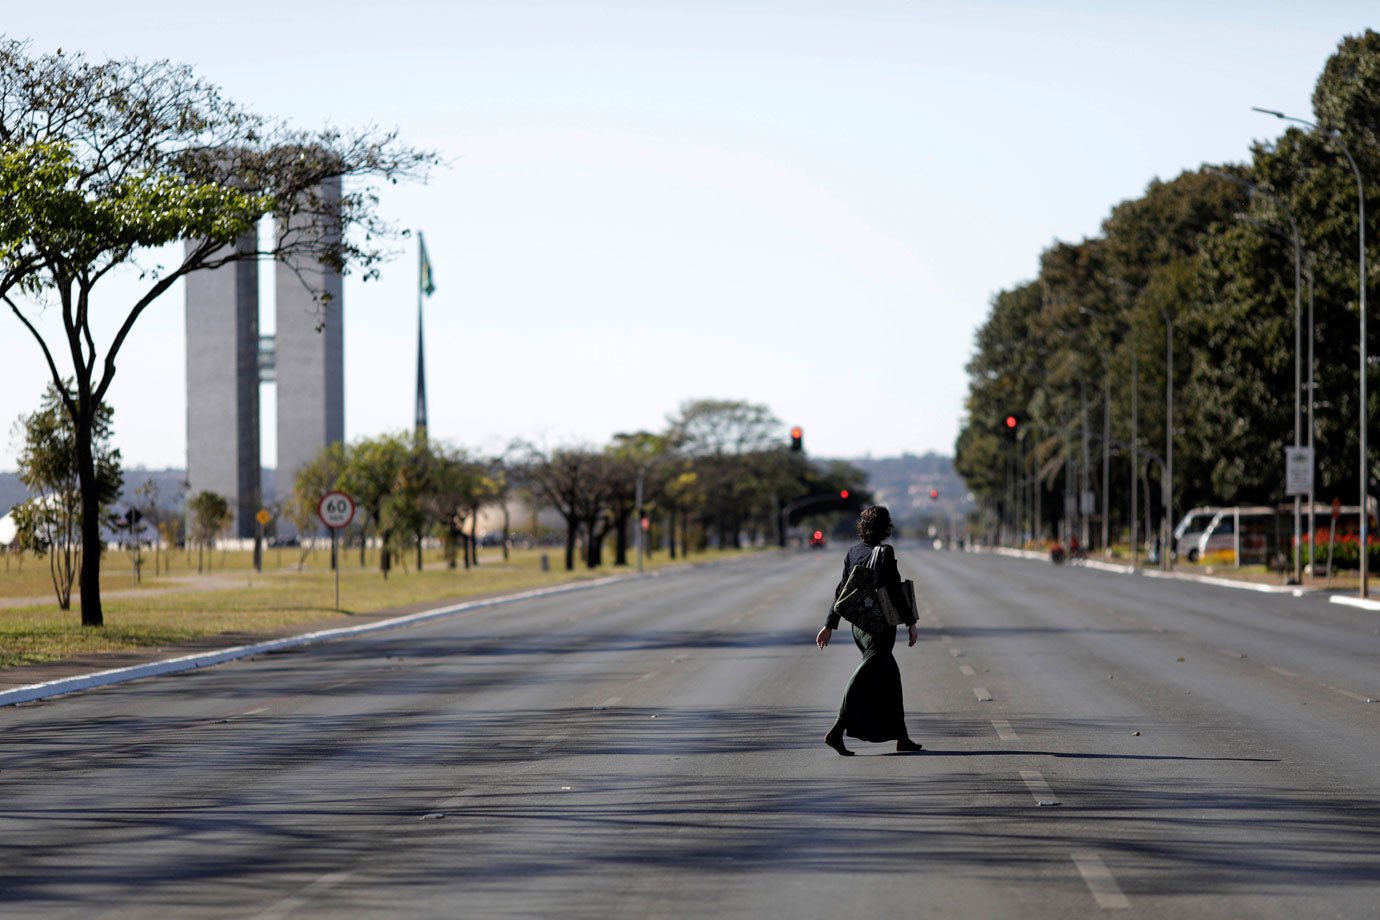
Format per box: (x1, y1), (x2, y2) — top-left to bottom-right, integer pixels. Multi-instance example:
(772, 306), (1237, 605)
(415, 231), (428, 440)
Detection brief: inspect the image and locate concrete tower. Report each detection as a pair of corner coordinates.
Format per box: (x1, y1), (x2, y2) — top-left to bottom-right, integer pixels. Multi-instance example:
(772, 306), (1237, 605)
(275, 177), (345, 507)
(185, 234), (261, 539)
(184, 180), (343, 538)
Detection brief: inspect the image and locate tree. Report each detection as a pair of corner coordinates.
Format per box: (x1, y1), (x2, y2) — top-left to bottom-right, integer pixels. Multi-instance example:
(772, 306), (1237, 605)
(288, 441), (348, 570)
(518, 445), (604, 572)
(0, 41), (434, 625)
(11, 381), (121, 609)
(338, 434), (412, 578)
(132, 477), (182, 578)
(186, 490), (231, 574)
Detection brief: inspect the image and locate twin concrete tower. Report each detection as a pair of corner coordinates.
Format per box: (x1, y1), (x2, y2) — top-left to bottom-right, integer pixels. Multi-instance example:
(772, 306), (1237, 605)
(185, 179), (343, 539)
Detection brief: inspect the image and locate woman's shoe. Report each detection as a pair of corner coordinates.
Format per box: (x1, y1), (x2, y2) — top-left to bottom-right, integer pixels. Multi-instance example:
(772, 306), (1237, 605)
(895, 738), (923, 752)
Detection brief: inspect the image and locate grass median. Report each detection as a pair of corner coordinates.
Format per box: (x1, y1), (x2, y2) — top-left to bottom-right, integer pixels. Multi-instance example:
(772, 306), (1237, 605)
(0, 543), (764, 669)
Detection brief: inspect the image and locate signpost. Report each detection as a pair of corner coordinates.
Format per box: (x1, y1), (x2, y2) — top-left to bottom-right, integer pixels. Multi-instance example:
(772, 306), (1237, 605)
(254, 508), (271, 573)
(1285, 446), (1314, 496)
(318, 491), (356, 610)
(1327, 498), (1341, 586)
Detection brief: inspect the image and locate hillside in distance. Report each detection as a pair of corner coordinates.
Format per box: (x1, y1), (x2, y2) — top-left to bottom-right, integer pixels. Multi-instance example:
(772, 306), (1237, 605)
(840, 452), (971, 527)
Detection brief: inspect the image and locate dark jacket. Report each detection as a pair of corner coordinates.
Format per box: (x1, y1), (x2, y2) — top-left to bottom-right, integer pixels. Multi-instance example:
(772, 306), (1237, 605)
(826, 541), (915, 629)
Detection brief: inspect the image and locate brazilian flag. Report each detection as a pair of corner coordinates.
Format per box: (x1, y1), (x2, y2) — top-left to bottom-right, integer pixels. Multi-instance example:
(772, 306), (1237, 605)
(419, 233), (436, 297)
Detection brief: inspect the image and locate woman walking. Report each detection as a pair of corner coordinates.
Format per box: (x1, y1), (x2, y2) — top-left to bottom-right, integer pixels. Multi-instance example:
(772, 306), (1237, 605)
(815, 505), (922, 756)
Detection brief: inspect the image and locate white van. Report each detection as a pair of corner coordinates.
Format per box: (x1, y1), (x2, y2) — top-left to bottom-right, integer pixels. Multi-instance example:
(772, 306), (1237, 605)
(1195, 506), (1284, 566)
(1174, 506), (1222, 562)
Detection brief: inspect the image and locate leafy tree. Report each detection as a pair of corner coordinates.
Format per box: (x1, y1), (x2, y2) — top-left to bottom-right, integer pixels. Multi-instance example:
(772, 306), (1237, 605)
(338, 434), (412, 578)
(518, 445), (604, 572)
(0, 41), (433, 625)
(133, 477), (182, 578)
(288, 441), (348, 570)
(11, 381), (121, 609)
(186, 490), (231, 574)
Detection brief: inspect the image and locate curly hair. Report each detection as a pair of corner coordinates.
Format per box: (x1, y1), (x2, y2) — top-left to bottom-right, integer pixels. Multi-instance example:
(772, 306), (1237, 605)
(856, 505), (893, 545)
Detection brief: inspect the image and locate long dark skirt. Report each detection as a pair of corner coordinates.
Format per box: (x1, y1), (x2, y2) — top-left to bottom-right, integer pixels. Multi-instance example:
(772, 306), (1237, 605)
(838, 624), (908, 742)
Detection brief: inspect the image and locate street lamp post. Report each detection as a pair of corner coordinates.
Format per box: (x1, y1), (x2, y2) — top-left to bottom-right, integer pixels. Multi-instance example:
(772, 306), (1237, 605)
(1081, 295), (1137, 567)
(1254, 106), (1368, 596)
(1209, 168), (1306, 581)
(1305, 255), (1317, 569)
(1161, 306), (1173, 571)
(1131, 343), (1139, 571)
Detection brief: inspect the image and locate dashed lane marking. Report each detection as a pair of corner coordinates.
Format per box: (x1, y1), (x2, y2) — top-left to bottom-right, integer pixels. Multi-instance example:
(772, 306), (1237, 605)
(636, 672), (659, 682)
(1268, 666), (1300, 678)
(992, 718), (1018, 741)
(1071, 851), (1130, 909)
(531, 731), (571, 756)
(1326, 685), (1374, 703)
(596, 696), (623, 709)
(251, 871), (355, 920)
(1020, 769), (1059, 806)
(1216, 648), (1248, 660)
(973, 687), (994, 702)
(959, 665), (976, 677)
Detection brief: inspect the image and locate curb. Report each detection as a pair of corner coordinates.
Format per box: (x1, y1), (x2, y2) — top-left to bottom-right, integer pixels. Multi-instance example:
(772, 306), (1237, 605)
(1328, 595), (1380, 612)
(973, 546), (1317, 596)
(0, 573), (632, 711)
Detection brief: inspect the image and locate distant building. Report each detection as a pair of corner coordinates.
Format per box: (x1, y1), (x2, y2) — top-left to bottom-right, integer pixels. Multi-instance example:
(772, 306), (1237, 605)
(184, 179), (343, 539)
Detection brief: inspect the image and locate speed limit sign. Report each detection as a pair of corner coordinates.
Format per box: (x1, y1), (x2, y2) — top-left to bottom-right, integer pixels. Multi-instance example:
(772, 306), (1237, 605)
(318, 492), (356, 529)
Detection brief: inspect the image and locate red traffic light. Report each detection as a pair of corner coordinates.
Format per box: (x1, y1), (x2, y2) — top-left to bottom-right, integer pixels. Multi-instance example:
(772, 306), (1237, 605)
(790, 426), (803, 452)
(813, 530), (823, 541)
(790, 426), (802, 439)
(1005, 415), (1018, 429)
(839, 489), (849, 500)
(929, 488), (939, 500)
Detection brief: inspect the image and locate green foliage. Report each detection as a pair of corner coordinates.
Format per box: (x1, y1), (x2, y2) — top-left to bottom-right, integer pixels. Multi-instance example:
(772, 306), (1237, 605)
(186, 490), (231, 573)
(11, 381), (121, 609)
(0, 39), (434, 625)
(955, 29), (1380, 541)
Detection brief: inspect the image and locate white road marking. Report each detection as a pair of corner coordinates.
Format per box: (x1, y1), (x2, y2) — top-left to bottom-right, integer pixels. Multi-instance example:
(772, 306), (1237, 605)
(948, 648), (964, 658)
(1020, 769), (1059, 805)
(531, 731), (571, 756)
(596, 696), (623, 709)
(251, 870), (355, 920)
(1071, 851), (1130, 909)
(1268, 666), (1300, 678)
(636, 672), (659, 682)
(1216, 648), (1248, 660)
(241, 707), (268, 716)
(1326, 685), (1373, 703)
(959, 665), (976, 677)
(436, 787), (475, 810)
(973, 687), (994, 702)
(991, 718), (1018, 741)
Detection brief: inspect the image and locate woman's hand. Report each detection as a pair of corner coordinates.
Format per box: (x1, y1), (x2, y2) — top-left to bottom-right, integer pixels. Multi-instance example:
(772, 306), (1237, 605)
(907, 623), (918, 647)
(816, 626), (832, 649)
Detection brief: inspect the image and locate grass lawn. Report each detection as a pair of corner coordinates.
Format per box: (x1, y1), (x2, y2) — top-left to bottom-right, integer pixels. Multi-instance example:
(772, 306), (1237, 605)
(0, 543), (762, 669)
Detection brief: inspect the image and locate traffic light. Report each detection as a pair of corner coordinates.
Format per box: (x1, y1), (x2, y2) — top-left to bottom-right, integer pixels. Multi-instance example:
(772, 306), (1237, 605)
(839, 489), (849, 500)
(1004, 414), (1019, 431)
(929, 488), (939, 500)
(790, 426), (803, 452)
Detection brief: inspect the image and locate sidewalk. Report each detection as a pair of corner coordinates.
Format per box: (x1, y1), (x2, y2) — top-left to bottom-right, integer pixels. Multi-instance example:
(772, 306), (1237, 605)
(977, 545), (1380, 608)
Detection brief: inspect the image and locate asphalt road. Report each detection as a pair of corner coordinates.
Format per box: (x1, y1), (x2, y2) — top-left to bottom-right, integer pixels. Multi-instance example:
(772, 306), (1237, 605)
(3, 546), (1380, 918)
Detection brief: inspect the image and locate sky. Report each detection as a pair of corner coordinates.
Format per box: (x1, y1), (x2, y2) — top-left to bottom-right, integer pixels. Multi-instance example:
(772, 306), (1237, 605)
(0, 1), (1373, 471)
